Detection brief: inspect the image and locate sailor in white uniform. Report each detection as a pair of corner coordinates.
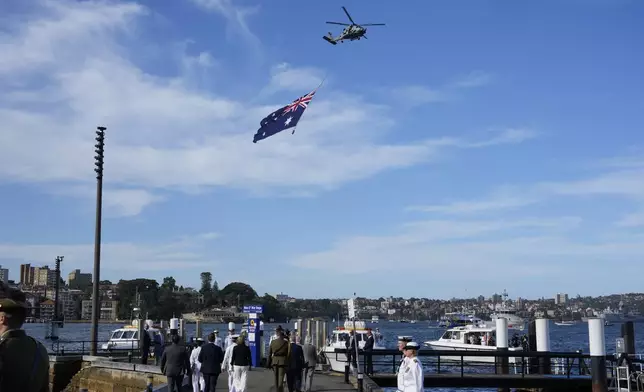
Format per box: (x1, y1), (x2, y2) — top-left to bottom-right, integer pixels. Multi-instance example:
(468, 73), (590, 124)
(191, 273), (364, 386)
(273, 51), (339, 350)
(396, 336), (413, 372)
(222, 334), (239, 392)
(396, 341), (423, 392)
(213, 329), (223, 348)
(189, 338), (205, 392)
(223, 322), (236, 351)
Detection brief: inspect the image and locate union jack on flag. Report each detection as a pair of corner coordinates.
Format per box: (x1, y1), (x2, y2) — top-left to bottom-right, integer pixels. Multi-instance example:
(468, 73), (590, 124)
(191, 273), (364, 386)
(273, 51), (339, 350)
(253, 89), (317, 143)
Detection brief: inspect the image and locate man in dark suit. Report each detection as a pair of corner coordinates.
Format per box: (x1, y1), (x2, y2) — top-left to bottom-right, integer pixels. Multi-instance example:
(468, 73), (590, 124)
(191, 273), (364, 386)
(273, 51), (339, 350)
(141, 324), (152, 364)
(286, 335), (305, 392)
(160, 334), (191, 392)
(345, 331), (357, 371)
(198, 332), (224, 392)
(363, 330), (375, 375)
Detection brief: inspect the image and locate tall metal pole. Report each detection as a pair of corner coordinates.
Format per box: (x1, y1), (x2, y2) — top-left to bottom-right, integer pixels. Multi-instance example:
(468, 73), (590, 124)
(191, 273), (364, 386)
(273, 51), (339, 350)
(90, 126), (106, 356)
(53, 256), (63, 323)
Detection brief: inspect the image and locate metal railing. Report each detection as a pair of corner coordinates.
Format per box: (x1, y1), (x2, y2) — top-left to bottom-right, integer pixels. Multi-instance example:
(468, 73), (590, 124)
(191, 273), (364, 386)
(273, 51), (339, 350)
(49, 340), (141, 358)
(333, 348), (618, 378)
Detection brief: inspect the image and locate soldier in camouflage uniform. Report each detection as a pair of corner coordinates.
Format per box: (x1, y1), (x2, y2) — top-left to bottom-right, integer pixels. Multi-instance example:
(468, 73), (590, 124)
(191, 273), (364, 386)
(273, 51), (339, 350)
(0, 283), (49, 392)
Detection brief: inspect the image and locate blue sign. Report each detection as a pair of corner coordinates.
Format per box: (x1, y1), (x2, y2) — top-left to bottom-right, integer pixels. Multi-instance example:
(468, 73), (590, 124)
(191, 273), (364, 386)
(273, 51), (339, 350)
(242, 305), (264, 313)
(247, 316), (261, 367)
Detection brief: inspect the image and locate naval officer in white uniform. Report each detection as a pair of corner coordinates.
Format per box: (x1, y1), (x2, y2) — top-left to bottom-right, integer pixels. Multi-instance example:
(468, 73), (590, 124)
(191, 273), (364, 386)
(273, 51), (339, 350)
(396, 341), (423, 392)
(396, 336), (413, 372)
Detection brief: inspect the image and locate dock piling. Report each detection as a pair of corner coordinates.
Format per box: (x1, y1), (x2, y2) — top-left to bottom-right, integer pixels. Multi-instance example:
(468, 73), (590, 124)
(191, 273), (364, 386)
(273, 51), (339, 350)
(195, 320), (202, 339)
(588, 318), (608, 392)
(527, 320), (537, 373)
(535, 318), (551, 374)
(495, 318), (510, 392)
(622, 321), (635, 355)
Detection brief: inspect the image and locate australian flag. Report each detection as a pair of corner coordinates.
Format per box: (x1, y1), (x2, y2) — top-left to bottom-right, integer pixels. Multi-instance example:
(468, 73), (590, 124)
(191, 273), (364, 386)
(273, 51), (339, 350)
(253, 90), (317, 143)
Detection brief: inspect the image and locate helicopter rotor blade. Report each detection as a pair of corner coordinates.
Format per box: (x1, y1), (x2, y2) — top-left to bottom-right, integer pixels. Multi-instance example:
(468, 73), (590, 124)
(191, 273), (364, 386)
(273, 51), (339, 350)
(326, 22), (350, 26)
(361, 23), (385, 26)
(342, 6), (356, 24)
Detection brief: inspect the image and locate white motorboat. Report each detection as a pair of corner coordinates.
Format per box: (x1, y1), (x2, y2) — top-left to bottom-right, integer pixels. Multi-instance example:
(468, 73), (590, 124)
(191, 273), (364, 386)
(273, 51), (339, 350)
(101, 319), (165, 351)
(424, 324), (524, 364)
(554, 320), (576, 326)
(321, 320), (386, 372)
(438, 310), (485, 329)
(490, 290), (526, 331)
(371, 315), (379, 324)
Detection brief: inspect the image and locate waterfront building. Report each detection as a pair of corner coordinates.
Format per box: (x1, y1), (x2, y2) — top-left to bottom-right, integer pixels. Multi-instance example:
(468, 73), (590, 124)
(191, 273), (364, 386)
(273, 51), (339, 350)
(68, 269), (92, 290)
(0, 265), (8, 284)
(34, 266), (56, 288)
(81, 299), (119, 320)
(554, 293), (569, 305)
(20, 263), (35, 286)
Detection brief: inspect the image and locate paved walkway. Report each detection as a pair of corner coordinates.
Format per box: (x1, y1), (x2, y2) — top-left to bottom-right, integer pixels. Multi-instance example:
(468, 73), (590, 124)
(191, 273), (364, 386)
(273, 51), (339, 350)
(178, 369), (356, 391)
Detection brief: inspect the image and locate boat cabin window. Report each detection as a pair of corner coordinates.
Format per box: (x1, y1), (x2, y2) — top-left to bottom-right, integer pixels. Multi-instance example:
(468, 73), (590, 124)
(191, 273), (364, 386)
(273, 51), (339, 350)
(121, 330), (136, 339)
(110, 331), (124, 340)
(335, 332), (364, 343)
(441, 331), (452, 339)
(451, 331), (462, 340)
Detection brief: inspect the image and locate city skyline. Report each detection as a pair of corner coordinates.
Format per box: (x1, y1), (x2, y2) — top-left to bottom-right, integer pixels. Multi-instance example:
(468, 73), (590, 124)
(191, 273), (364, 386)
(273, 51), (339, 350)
(1, 0), (643, 298)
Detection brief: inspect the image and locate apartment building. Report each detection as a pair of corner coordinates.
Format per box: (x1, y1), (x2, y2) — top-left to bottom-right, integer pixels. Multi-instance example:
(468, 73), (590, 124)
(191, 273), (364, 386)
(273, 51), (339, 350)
(68, 269), (92, 290)
(81, 300), (119, 321)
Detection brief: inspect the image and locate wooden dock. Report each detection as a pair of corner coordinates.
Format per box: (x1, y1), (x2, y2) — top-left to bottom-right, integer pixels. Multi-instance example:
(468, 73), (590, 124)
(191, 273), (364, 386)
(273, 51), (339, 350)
(172, 368), (357, 391)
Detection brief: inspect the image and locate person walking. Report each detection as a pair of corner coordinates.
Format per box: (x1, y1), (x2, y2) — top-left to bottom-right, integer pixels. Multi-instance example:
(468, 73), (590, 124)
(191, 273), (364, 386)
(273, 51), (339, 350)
(160, 334), (191, 392)
(0, 284), (49, 392)
(221, 334), (238, 392)
(213, 330), (223, 348)
(301, 335), (318, 392)
(189, 338), (205, 392)
(141, 324), (152, 364)
(231, 333), (252, 392)
(286, 334), (304, 392)
(198, 332), (224, 392)
(268, 327), (290, 392)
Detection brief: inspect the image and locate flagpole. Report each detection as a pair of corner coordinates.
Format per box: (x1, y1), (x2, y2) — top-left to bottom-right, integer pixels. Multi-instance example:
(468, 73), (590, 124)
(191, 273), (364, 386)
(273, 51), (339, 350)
(292, 76), (327, 135)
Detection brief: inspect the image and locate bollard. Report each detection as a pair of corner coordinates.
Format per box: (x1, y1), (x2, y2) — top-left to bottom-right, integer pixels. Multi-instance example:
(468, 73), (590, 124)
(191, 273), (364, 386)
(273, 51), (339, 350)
(589, 318), (608, 392)
(357, 372), (364, 392)
(315, 320), (321, 348)
(306, 319), (312, 340)
(535, 318), (551, 374)
(527, 320), (538, 373)
(621, 321), (635, 355)
(495, 318), (509, 392)
(195, 320), (202, 339)
(344, 362), (350, 383)
(146, 374), (154, 391)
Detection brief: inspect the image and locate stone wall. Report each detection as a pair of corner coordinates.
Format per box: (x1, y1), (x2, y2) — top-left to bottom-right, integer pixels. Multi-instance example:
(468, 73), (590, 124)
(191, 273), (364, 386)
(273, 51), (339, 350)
(49, 355), (166, 392)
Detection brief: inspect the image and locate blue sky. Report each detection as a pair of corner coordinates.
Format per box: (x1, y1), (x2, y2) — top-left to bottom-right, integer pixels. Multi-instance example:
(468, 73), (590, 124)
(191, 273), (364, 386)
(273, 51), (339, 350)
(0, 0), (643, 299)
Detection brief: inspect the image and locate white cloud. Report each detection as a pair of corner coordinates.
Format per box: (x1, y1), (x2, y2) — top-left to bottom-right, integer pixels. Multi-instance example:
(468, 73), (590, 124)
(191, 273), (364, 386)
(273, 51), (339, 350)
(267, 63), (325, 92)
(450, 70), (493, 88)
(0, 1), (532, 217)
(408, 196), (538, 215)
(392, 71), (494, 106)
(188, 0), (260, 49)
(615, 212), (644, 227)
(0, 233), (219, 276)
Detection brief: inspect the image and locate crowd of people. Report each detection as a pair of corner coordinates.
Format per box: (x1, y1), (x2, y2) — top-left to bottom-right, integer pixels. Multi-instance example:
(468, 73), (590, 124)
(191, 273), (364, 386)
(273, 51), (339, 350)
(158, 323), (319, 392)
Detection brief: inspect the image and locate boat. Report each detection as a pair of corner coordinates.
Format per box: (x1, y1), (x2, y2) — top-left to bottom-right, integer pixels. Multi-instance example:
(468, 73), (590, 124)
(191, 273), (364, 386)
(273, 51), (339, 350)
(554, 320), (576, 326)
(604, 320), (614, 327)
(490, 290), (526, 331)
(424, 324), (524, 364)
(101, 319), (166, 351)
(371, 315), (379, 324)
(321, 320), (386, 372)
(438, 310), (485, 328)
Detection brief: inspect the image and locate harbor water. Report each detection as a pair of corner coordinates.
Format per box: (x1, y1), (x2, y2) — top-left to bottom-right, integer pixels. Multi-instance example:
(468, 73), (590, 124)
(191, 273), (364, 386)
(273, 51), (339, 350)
(25, 320), (644, 391)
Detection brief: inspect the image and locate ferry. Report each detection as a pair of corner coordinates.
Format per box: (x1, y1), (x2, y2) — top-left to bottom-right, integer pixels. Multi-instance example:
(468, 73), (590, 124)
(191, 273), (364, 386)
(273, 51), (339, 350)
(322, 320), (385, 372)
(101, 319), (165, 351)
(490, 290), (525, 331)
(371, 315), (379, 324)
(424, 324), (524, 363)
(554, 320), (577, 327)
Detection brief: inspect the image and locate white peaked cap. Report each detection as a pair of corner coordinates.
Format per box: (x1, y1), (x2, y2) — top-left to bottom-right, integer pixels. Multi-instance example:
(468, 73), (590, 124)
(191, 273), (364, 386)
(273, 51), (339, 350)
(397, 336), (413, 342)
(404, 341), (420, 350)
(228, 322), (235, 330)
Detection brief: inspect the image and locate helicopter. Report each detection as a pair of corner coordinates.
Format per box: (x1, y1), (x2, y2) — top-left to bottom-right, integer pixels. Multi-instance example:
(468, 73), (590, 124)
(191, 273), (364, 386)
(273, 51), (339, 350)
(323, 6), (385, 45)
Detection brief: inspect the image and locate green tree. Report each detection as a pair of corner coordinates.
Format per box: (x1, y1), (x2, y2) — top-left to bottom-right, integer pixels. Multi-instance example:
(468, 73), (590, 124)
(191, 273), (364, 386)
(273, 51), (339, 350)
(162, 276), (177, 291)
(219, 282), (258, 307)
(200, 272), (212, 295)
(116, 279), (160, 319)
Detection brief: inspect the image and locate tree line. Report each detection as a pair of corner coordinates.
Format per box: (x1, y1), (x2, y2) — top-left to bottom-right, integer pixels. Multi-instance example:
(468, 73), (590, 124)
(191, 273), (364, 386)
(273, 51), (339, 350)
(114, 272), (346, 322)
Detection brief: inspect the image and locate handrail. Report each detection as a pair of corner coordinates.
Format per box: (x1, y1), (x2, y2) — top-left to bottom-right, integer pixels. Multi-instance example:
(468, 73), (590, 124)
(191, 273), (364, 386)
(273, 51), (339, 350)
(333, 348), (601, 359)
